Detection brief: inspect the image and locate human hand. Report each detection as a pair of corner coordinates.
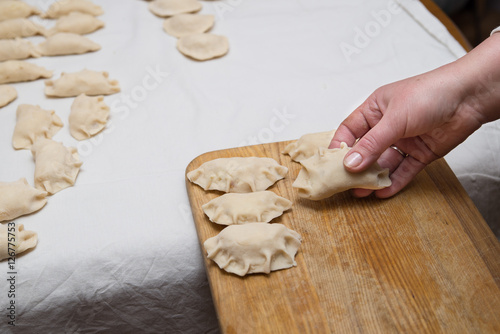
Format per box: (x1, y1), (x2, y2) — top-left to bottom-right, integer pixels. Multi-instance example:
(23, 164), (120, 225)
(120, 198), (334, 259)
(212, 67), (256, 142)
(330, 33), (500, 198)
(329, 67), (484, 198)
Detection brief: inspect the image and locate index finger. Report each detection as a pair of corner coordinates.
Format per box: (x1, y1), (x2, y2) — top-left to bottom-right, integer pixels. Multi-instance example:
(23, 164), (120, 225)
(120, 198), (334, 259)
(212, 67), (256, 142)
(329, 99), (377, 149)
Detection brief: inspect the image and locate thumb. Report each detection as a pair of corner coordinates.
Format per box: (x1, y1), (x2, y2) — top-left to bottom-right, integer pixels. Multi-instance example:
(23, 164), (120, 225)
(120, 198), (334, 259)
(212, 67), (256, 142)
(343, 117), (402, 172)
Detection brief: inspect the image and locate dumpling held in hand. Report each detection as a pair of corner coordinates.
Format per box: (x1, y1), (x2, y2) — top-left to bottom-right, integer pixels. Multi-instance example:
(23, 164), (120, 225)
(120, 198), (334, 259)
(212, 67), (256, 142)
(292, 143), (391, 200)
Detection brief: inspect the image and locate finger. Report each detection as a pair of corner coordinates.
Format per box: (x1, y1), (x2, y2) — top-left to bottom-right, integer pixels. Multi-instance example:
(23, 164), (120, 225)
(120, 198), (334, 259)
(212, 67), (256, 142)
(329, 123), (360, 149)
(329, 100), (375, 149)
(350, 188), (374, 198)
(375, 155), (426, 198)
(343, 116), (404, 172)
(348, 148), (404, 198)
(392, 136), (440, 166)
(377, 146), (406, 173)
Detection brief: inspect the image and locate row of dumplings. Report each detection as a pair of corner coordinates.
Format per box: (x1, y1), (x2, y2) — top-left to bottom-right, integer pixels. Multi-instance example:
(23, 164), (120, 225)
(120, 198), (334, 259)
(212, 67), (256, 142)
(146, 0), (229, 61)
(0, 12), (103, 38)
(187, 157), (302, 277)
(0, 0), (107, 109)
(183, 131), (394, 274)
(0, 1), (104, 62)
(13, 93), (111, 147)
(0, 0), (103, 20)
(0, 137), (81, 261)
(283, 130), (392, 200)
(0, 65), (119, 95)
(0, 0), (118, 261)
(0, 79), (119, 261)
(0, 32), (101, 60)
(0, 78), (119, 261)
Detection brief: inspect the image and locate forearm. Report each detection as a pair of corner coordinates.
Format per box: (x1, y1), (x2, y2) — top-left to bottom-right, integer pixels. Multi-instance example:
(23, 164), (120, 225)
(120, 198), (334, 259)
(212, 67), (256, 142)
(454, 33), (500, 124)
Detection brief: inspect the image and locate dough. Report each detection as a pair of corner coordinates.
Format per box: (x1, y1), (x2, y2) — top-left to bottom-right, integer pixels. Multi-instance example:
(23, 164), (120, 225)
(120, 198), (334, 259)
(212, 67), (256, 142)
(202, 191), (292, 225)
(292, 143), (392, 200)
(0, 18), (47, 38)
(187, 157), (288, 193)
(163, 14), (214, 38)
(36, 32), (101, 56)
(0, 38), (41, 61)
(45, 69), (120, 97)
(48, 12), (105, 35)
(283, 130), (336, 162)
(0, 85), (17, 108)
(0, 223), (38, 261)
(204, 223), (302, 276)
(44, 0), (104, 19)
(0, 1), (40, 21)
(31, 138), (82, 195)
(148, 0), (202, 17)
(177, 33), (229, 61)
(0, 60), (52, 84)
(0, 179), (47, 222)
(12, 104), (63, 150)
(69, 94), (110, 140)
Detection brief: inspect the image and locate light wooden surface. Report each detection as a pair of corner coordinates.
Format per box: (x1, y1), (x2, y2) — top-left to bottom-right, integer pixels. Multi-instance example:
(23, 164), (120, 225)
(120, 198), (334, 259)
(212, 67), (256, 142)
(185, 141), (500, 334)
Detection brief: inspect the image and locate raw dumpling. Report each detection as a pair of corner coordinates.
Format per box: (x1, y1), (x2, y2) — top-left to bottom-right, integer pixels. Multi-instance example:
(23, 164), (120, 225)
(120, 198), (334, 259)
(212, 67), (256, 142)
(31, 138), (82, 195)
(45, 69), (120, 97)
(292, 143), (392, 200)
(44, 0), (104, 19)
(202, 191), (292, 225)
(36, 32), (100, 56)
(0, 85), (17, 108)
(163, 14), (214, 38)
(187, 157), (288, 193)
(0, 179), (47, 222)
(48, 12), (105, 35)
(0, 18), (47, 38)
(177, 33), (229, 61)
(0, 223), (38, 261)
(0, 60), (52, 84)
(149, 0), (202, 17)
(0, 38), (41, 61)
(69, 94), (109, 140)
(12, 104), (63, 150)
(204, 223), (302, 276)
(0, 1), (41, 21)
(283, 130), (336, 162)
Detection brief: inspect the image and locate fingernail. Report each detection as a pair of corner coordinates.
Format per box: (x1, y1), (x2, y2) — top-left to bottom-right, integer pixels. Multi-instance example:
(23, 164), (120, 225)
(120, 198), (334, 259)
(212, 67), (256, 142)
(345, 152), (362, 168)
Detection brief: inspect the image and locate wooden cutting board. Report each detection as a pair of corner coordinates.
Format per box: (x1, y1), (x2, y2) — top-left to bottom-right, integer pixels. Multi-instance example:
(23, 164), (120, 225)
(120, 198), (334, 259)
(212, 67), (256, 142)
(185, 141), (500, 334)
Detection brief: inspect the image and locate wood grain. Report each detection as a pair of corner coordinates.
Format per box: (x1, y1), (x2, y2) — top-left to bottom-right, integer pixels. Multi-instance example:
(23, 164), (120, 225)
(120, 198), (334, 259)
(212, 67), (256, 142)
(185, 141), (500, 334)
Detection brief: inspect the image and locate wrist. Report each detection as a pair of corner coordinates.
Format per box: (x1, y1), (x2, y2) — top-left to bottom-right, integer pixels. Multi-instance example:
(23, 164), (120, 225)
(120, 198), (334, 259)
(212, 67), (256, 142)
(454, 33), (500, 124)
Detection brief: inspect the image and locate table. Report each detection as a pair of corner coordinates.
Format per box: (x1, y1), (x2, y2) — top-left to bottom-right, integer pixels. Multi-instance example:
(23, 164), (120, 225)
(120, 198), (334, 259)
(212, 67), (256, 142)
(0, 1), (498, 333)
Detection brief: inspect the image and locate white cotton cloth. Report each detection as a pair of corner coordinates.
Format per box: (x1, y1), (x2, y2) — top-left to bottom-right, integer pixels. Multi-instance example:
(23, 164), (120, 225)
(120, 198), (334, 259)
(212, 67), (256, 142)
(1, 1), (497, 333)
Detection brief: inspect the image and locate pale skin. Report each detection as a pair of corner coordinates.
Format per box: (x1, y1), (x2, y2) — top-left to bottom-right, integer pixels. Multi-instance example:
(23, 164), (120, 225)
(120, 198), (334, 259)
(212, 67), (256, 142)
(330, 32), (500, 198)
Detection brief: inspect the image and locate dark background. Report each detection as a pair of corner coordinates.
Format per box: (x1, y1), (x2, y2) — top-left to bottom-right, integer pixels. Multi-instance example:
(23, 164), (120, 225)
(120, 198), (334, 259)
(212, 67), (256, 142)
(438, 0), (500, 46)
